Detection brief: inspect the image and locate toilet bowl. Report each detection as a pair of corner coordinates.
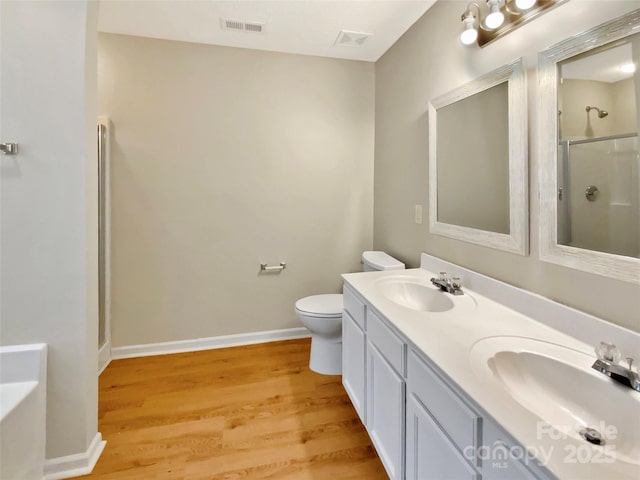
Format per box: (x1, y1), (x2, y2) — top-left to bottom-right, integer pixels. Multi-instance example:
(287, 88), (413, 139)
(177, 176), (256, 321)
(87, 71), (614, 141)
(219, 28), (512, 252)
(295, 251), (404, 375)
(295, 294), (343, 375)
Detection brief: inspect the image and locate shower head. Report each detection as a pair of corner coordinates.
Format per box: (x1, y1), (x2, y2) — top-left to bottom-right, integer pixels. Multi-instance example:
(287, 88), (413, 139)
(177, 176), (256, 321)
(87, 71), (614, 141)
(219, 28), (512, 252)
(586, 106), (609, 118)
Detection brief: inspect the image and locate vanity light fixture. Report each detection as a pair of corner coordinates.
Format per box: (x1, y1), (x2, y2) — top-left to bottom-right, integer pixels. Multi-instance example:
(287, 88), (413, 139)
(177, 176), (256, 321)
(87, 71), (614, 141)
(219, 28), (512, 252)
(460, 7), (479, 45)
(485, 0), (505, 29)
(459, 0), (567, 48)
(514, 0), (536, 10)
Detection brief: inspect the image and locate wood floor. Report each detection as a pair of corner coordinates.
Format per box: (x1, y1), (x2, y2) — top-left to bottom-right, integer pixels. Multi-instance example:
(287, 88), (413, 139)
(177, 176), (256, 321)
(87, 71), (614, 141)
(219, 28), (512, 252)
(79, 338), (387, 479)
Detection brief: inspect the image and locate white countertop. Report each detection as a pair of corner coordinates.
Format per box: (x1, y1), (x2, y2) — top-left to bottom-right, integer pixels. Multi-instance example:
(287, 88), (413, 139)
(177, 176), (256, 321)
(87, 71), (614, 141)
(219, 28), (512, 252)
(343, 266), (640, 480)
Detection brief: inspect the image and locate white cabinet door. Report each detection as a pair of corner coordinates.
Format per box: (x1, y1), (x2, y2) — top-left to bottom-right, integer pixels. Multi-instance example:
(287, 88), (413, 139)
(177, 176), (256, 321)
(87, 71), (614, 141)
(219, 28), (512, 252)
(406, 394), (480, 480)
(481, 417), (542, 480)
(367, 342), (405, 480)
(342, 311), (366, 423)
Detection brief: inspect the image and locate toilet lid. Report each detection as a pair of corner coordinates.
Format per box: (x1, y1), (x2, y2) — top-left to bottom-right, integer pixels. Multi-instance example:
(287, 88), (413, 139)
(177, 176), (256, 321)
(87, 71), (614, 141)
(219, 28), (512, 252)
(295, 294), (343, 317)
(362, 251), (405, 270)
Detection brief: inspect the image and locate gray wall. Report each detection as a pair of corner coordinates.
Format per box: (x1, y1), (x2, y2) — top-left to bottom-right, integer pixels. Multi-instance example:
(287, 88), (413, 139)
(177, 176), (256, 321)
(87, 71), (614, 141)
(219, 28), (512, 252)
(0, 1), (99, 459)
(374, 0), (640, 332)
(98, 34), (375, 347)
(560, 78), (636, 138)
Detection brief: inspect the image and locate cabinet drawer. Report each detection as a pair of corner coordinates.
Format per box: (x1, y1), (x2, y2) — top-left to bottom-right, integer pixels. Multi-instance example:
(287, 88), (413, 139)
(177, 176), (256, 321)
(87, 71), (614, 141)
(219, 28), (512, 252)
(368, 309), (406, 375)
(408, 351), (480, 458)
(343, 285), (365, 329)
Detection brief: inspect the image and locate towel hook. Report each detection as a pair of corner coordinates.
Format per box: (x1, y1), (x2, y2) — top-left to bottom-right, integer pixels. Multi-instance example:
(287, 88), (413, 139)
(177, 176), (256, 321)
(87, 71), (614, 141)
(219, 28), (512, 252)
(0, 142), (18, 155)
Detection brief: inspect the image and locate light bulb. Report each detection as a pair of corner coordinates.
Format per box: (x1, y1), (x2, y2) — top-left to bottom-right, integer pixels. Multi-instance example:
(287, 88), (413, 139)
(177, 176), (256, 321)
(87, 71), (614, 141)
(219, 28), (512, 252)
(460, 14), (478, 45)
(460, 27), (478, 45)
(621, 62), (636, 74)
(514, 0), (536, 10)
(485, 0), (504, 29)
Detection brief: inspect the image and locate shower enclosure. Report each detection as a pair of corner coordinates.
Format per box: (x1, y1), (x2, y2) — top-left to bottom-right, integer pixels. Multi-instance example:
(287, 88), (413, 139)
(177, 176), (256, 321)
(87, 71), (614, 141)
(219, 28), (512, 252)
(557, 132), (639, 258)
(556, 35), (639, 260)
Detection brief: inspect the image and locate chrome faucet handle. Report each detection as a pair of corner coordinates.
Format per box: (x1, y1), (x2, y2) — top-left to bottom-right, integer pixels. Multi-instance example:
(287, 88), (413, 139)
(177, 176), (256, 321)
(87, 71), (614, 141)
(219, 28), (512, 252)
(595, 342), (621, 363)
(450, 277), (462, 289)
(438, 271), (448, 282)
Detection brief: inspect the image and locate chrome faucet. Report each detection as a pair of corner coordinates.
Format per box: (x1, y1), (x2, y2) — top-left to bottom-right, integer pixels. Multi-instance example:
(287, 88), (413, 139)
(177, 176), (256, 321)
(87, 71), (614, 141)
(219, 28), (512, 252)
(430, 272), (464, 296)
(591, 342), (640, 392)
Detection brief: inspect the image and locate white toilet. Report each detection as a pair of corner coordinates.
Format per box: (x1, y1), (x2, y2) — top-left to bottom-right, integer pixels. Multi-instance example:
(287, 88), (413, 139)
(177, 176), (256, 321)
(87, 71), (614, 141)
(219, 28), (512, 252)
(295, 251), (405, 375)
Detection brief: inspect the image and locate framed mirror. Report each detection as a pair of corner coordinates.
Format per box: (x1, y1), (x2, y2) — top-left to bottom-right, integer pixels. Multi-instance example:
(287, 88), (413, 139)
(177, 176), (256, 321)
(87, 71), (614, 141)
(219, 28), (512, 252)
(539, 10), (640, 284)
(428, 58), (528, 255)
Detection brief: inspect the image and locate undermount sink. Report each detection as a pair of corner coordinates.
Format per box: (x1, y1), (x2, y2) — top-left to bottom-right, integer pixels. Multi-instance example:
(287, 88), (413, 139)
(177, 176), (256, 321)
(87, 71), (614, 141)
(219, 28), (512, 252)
(470, 336), (640, 466)
(375, 276), (478, 313)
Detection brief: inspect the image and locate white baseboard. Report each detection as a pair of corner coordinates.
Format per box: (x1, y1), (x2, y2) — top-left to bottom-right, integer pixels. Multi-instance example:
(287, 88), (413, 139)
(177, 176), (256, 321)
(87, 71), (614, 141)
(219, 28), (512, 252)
(98, 340), (111, 375)
(43, 432), (106, 480)
(111, 327), (310, 360)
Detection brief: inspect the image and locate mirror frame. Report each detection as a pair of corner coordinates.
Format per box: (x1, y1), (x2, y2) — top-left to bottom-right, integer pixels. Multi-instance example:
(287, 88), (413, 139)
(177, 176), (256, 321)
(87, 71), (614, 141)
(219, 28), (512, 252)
(538, 9), (640, 285)
(428, 58), (528, 255)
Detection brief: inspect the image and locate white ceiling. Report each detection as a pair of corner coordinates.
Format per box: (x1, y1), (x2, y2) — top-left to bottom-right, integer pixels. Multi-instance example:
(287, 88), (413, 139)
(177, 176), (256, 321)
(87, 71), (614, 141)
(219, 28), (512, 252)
(561, 43), (636, 83)
(98, 0), (437, 62)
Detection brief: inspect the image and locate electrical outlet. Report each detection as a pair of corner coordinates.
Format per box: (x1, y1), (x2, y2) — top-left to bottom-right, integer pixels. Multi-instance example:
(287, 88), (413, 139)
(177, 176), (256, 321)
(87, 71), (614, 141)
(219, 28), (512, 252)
(414, 204), (423, 224)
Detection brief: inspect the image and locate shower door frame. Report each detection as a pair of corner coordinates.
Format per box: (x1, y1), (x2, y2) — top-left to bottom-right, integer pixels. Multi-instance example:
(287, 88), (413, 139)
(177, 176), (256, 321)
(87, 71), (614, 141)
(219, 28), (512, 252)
(97, 116), (112, 374)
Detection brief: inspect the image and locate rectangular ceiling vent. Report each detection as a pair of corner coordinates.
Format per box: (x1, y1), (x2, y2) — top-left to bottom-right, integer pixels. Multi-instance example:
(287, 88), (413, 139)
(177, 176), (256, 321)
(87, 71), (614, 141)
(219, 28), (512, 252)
(244, 22), (264, 33)
(334, 30), (372, 47)
(220, 18), (264, 33)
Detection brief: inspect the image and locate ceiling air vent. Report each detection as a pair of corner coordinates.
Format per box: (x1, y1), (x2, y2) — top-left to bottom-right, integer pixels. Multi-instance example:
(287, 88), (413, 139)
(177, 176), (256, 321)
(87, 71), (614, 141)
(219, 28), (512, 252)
(220, 18), (265, 33)
(244, 22), (264, 33)
(334, 30), (372, 47)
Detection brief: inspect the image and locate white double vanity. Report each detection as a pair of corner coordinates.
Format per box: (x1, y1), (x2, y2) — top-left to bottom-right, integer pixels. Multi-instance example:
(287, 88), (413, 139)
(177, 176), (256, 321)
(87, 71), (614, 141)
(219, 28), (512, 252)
(341, 254), (639, 480)
(362, 9), (640, 479)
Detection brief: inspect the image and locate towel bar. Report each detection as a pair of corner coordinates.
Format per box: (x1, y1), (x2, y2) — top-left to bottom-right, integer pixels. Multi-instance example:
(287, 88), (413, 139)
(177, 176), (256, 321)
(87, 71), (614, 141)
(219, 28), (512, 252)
(260, 262), (286, 272)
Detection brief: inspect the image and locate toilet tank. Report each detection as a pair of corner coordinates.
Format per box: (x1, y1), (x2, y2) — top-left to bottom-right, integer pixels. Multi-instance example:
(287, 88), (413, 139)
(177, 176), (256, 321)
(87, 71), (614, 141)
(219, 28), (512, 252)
(362, 251), (405, 271)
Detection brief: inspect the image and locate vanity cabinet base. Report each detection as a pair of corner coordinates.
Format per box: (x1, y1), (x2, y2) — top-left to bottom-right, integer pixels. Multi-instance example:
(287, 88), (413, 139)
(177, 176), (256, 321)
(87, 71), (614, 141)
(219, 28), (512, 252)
(342, 283), (550, 480)
(367, 341), (405, 480)
(342, 309), (366, 423)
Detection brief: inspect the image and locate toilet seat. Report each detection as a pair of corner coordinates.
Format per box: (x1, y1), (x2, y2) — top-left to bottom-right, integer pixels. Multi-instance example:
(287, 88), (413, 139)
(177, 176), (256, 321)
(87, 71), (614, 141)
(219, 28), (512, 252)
(295, 294), (343, 318)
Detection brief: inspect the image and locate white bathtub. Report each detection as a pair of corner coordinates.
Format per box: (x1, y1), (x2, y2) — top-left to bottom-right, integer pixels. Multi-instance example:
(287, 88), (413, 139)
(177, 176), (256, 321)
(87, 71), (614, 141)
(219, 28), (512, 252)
(0, 343), (47, 480)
